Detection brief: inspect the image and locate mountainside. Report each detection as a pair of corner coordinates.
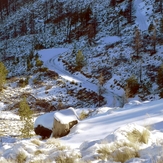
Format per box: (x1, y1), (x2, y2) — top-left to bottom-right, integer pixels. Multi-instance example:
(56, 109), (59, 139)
(0, 0), (163, 110)
(1, 1), (163, 162)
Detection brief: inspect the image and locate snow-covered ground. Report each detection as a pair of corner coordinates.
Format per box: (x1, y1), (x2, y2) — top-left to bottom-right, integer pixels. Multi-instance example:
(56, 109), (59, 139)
(1, 99), (163, 162)
(1, 0), (163, 162)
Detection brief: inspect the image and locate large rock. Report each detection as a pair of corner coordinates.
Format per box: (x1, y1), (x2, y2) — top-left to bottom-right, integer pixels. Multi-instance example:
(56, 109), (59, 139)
(34, 108), (79, 139)
(52, 107), (79, 138)
(34, 125), (52, 139)
(34, 112), (54, 139)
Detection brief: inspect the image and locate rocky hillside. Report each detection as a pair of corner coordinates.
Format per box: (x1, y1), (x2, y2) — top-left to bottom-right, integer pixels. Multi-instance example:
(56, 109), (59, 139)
(0, 0), (163, 111)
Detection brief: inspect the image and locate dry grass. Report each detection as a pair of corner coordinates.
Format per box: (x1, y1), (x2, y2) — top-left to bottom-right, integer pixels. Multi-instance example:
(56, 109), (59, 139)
(45, 85), (53, 90)
(97, 141), (139, 162)
(31, 139), (41, 146)
(97, 144), (111, 160)
(34, 150), (43, 155)
(153, 159), (163, 163)
(79, 110), (89, 120)
(46, 138), (69, 150)
(97, 127), (150, 162)
(15, 151), (27, 163)
(113, 146), (138, 163)
(127, 128), (150, 144)
(55, 152), (81, 163)
(46, 138), (61, 146)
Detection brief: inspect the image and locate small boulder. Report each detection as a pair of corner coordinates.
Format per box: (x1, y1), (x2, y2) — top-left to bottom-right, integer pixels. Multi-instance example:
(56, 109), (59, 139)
(34, 125), (52, 139)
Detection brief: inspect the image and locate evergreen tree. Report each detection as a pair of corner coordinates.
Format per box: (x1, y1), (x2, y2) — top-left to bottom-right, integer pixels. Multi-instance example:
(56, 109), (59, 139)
(110, 0), (116, 8)
(98, 72), (106, 107)
(160, 18), (163, 35)
(134, 27), (142, 57)
(151, 27), (156, 53)
(157, 64), (163, 89)
(126, 0), (134, 23)
(148, 22), (155, 33)
(76, 50), (85, 70)
(126, 76), (139, 97)
(19, 97), (33, 138)
(0, 62), (8, 91)
(148, 22), (157, 53)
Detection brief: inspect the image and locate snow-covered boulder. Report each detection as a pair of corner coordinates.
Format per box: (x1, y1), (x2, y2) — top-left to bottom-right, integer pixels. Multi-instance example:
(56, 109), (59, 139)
(52, 107), (79, 138)
(34, 108), (79, 139)
(34, 112), (54, 139)
(34, 125), (52, 139)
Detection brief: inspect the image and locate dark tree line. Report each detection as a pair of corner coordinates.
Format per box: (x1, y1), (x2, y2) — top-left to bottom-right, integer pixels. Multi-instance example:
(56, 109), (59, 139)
(0, 0), (97, 44)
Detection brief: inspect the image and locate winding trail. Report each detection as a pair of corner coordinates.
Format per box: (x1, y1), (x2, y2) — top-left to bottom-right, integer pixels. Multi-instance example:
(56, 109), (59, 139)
(39, 48), (122, 107)
(39, 48), (97, 92)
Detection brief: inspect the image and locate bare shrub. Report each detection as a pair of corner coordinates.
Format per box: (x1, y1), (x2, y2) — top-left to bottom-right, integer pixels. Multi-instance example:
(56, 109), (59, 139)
(113, 146), (138, 163)
(45, 85), (53, 90)
(79, 110), (89, 120)
(97, 144), (111, 160)
(97, 141), (139, 162)
(34, 150), (43, 155)
(46, 138), (69, 150)
(55, 152), (81, 163)
(31, 139), (41, 146)
(127, 128), (150, 144)
(15, 151), (27, 163)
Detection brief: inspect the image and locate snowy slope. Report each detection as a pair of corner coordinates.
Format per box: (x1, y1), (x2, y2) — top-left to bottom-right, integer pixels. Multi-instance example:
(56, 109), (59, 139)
(1, 99), (163, 162)
(0, 0), (163, 162)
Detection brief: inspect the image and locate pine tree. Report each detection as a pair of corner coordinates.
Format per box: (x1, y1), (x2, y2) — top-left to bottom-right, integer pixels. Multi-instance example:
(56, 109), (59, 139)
(157, 64), (163, 89)
(148, 22), (157, 53)
(19, 97), (33, 138)
(127, 0), (134, 23)
(151, 26), (156, 53)
(160, 18), (163, 36)
(76, 50), (85, 70)
(126, 76), (139, 97)
(134, 27), (142, 58)
(110, 0), (116, 8)
(0, 62), (8, 91)
(148, 22), (155, 33)
(98, 72), (106, 107)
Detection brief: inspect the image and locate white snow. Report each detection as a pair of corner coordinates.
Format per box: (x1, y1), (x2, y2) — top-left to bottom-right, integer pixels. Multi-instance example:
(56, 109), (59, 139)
(54, 107), (79, 124)
(0, 102), (6, 111)
(34, 112), (54, 130)
(97, 36), (121, 45)
(1, 99), (163, 162)
(1, 0), (163, 162)
(134, 0), (149, 31)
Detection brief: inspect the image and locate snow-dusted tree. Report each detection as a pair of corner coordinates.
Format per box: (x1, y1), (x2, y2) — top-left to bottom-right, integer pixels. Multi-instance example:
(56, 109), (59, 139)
(133, 27), (142, 58)
(110, 0), (116, 8)
(126, 76), (139, 97)
(148, 22), (157, 53)
(76, 50), (85, 70)
(158, 0), (163, 13)
(160, 18), (163, 42)
(98, 72), (106, 107)
(122, 83), (131, 105)
(151, 26), (157, 53)
(18, 97), (33, 138)
(148, 22), (155, 33)
(0, 62), (8, 91)
(157, 64), (163, 89)
(127, 0), (134, 23)
(87, 23), (96, 45)
(160, 18), (163, 34)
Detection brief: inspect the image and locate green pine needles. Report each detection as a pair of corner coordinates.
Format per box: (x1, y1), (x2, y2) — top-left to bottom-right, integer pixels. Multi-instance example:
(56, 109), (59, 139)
(19, 97), (34, 138)
(76, 50), (85, 70)
(0, 62), (8, 91)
